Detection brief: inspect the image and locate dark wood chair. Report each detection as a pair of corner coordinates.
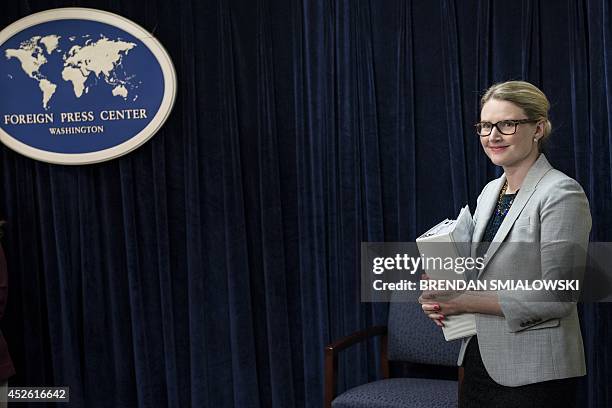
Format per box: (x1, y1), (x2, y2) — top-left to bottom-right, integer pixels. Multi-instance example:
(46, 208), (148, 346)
(325, 303), (463, 408)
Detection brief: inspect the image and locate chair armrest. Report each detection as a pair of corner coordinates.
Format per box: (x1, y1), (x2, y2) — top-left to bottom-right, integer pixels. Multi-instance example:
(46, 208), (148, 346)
(326, 325), (387, 353)
(324, 326), (389, 408)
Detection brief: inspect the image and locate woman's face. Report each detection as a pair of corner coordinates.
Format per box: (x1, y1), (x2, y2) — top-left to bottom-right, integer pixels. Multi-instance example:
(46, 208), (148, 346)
(480, 99), (541, 169)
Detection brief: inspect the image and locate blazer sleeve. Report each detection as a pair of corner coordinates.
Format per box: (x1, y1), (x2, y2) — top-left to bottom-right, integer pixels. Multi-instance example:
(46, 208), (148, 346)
(498, 178), (592, 333)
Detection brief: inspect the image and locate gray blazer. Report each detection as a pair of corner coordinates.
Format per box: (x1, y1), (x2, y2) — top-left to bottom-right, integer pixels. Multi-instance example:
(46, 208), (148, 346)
(457, 154), (592, 387)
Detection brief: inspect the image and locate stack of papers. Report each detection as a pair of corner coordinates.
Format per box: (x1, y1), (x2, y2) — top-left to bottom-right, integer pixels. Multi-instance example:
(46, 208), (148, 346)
(416, 205), (476, 341)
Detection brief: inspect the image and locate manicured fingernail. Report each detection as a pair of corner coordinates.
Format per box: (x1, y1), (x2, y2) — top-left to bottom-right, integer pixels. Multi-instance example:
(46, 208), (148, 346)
(434, 305), (440, 310)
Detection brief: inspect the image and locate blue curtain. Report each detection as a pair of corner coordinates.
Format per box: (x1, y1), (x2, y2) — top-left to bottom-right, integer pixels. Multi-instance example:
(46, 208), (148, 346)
(0, 0), (611, 407)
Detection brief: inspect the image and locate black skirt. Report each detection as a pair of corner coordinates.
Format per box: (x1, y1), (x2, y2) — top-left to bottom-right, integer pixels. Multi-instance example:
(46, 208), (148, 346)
(460, 337), (580, 408)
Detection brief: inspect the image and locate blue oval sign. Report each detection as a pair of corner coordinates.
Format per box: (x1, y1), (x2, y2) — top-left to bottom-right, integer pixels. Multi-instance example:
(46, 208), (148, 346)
(0, 8), (177, 164)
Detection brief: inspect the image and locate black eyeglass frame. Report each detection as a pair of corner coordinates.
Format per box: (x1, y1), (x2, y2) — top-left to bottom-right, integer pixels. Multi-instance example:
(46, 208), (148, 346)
(474, 119), (540, 137)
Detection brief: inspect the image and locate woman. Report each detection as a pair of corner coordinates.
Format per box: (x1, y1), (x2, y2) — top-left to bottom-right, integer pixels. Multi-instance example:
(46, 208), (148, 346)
(419, 81), (591, 408)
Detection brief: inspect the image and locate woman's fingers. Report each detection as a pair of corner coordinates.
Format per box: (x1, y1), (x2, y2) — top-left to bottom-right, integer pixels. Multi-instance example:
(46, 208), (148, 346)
(421, 303), (440, 313)
(420, 298), (445, 327)
(428, 313), (445, 327)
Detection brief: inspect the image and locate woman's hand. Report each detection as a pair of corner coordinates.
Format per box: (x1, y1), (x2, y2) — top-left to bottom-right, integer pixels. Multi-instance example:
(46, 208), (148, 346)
(420, 302), (445, 327)
(418, 273), (469, 327)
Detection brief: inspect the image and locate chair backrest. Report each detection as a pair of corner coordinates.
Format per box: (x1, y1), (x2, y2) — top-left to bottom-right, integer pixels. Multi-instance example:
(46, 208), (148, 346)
(387, 302), (460, 366)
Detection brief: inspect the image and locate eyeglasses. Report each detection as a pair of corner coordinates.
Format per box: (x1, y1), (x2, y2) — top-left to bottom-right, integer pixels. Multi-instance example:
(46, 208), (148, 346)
(474, 119), (539, 136)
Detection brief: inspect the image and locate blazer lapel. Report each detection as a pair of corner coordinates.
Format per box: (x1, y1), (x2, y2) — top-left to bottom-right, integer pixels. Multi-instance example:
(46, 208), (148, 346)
(476, 154), (554, 278)
(472, 175), (506, 245)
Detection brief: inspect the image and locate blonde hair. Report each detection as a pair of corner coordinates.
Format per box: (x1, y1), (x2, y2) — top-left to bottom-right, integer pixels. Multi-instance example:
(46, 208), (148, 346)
(481, 81), (552, 148)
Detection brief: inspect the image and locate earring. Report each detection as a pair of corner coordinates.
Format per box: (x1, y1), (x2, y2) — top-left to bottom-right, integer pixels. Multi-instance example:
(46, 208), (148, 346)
(533, 138), (537, 142)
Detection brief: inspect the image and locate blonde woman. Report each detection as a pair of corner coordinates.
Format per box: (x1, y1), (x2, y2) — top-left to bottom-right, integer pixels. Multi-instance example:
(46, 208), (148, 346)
(419, 81), (591, 408)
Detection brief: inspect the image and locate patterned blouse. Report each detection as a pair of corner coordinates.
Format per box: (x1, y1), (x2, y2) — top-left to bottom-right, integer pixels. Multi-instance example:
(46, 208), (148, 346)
(477, 192), (518, 257)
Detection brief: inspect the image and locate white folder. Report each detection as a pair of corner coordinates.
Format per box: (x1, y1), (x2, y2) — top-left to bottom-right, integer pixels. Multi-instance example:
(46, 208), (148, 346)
(416, 206), (477, 341)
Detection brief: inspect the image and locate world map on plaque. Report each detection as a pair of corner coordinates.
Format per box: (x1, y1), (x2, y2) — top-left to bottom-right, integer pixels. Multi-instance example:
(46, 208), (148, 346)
(0, 9), (176, 164)
(5, 34), (139, 110)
